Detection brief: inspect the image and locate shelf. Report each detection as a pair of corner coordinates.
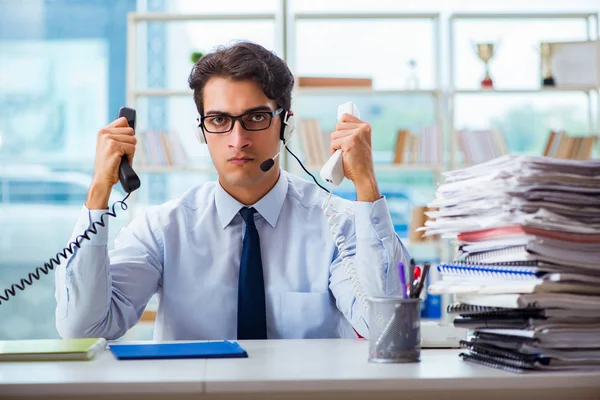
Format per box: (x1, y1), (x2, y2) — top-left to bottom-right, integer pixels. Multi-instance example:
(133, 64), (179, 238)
(294, 12), (439, 20)
(451, 86), (599, 94)
(129, 12), (277, 22)
(295, 88), (441, 95)
(136, 165), (216, 173)
(133, 89), (193, 98)
(134, 87), (598, 98)
(374, 164), (442, 172)
(450, 12), (598, 20)
(306, 164), (442, 173)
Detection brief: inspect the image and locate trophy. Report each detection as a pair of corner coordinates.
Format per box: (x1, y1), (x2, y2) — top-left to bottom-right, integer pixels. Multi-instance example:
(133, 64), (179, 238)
(473, 42), (496, 88)
(540, 42), (555, 86)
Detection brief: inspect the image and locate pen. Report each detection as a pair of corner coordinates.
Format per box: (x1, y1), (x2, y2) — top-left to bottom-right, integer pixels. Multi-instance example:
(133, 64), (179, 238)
(408, 258), (415, 298)
(413, 262), (431, 298)
(398, 262), (407, 299)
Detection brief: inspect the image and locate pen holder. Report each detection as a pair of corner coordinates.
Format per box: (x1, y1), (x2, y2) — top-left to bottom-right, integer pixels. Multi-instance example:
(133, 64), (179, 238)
(367, 297), (421, 363)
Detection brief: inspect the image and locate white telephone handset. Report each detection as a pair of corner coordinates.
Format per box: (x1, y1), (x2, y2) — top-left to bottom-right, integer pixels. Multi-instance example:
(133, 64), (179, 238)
(320, 101), (361, 186)
(321, 101), (369, 316)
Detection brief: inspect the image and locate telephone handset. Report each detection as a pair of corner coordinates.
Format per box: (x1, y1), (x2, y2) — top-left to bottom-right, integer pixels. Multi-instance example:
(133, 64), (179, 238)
(117, 106), (141, 193)
(320, 101), (360, 186)
(0, 107), (141, 305)
(320, 101), (369, 314)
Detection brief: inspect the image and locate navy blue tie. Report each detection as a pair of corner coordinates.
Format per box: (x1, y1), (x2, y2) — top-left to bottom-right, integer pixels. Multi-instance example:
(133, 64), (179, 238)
(237, 207), (267, 339)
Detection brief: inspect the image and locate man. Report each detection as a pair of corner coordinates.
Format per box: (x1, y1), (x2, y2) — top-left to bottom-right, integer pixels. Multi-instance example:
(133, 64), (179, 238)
(55, 41), (410, 341)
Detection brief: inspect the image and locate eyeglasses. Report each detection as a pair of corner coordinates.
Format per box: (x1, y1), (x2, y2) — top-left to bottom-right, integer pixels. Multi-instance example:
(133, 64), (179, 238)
(199, 108), (284, 134)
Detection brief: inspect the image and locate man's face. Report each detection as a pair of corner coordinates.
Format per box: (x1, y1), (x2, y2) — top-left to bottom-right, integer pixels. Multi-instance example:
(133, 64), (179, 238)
(202, 77), (282, 189)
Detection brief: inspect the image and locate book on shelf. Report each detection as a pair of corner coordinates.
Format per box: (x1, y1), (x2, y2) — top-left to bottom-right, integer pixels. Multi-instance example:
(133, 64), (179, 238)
(136, 130), (189, 167)
(457, 129), (508, 165)
(393, 125), (441, 165)
(296, 76), (373, 88)
(544, 130), (595, 160)
(298, 119), (329, 166)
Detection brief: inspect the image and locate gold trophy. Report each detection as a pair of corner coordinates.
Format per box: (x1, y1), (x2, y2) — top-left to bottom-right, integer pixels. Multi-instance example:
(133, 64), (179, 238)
(540, 42), (555, 86)
(473, 42), (496, 88)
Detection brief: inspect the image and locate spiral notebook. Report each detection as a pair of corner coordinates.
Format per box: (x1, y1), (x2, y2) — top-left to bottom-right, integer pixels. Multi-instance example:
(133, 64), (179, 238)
(459, 340), (600, 373)
(438, 262), (600, 283)
(447, 303), (542, 316)
(476, 327), (600, 349)
(455, 293), (600, 310)
(471, 329), (600, 350)
(458, 244), (600, 270)
(447, 303), (600, 319)
(429, 279), (600, 296)
(470, 334), (600, 358)
(453, 316), (600, 330)
(453, 318), (532, 330)
(432, 262), (600, 295)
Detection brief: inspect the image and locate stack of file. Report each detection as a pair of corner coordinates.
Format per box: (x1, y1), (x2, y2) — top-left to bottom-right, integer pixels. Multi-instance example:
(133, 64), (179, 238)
(421, 154), (600, 373)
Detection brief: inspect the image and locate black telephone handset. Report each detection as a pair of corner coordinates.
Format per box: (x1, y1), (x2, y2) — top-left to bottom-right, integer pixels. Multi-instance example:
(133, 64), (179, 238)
(0, 107), (141, 306)
(117, 107), (141, 193)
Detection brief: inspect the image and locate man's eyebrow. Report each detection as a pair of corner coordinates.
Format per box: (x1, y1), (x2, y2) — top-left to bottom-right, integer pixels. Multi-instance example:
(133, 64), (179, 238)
(204, 106), (273, 116)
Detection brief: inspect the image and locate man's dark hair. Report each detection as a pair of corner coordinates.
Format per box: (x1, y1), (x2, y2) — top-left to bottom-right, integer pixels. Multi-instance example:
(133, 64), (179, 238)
(188, 41), (294, 115)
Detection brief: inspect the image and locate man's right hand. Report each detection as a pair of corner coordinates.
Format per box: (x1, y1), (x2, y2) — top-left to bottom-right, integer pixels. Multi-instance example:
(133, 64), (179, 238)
(86, 117), (137, 210)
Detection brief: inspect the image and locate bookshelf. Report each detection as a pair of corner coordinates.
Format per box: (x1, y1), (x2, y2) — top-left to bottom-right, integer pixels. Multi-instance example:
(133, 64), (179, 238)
(125, 10), (447, 185)
(119, 7), (600, 334)
(125, 10), (282, 217)
(124, 9), (600, 258)
(451, 87), (599, 94)
(126, 11), (282, 105)
(287, 12), (445, 182)
(447, 11), (600, 169)
(285, 12), (446, 267)
(296, 88), (442, 96)
(125, 9), (600, 171)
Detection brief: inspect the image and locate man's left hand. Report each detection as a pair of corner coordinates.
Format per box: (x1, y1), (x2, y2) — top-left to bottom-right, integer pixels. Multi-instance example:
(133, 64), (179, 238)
(329, 113), (381, 202)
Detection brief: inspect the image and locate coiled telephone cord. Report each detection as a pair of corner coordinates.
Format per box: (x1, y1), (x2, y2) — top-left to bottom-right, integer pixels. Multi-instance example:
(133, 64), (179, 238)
(0, 193), (131, 305)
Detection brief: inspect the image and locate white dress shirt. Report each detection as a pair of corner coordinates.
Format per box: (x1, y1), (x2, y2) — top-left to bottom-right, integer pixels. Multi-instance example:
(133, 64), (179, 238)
(55, 169), (410, 340)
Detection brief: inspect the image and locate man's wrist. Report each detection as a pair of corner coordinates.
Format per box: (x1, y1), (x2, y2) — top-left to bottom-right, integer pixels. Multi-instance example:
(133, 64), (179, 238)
(86, 181), (112, 210)
(354, 174), (381, 202)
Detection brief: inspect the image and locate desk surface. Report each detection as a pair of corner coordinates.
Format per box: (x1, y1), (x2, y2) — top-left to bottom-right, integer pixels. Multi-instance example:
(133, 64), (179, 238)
(1, 339), (600, 399)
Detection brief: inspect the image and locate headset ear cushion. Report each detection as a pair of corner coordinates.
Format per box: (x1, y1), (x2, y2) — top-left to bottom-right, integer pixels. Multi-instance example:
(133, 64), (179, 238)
(194, 116), (206, 144)
(282, 114), (296, 142)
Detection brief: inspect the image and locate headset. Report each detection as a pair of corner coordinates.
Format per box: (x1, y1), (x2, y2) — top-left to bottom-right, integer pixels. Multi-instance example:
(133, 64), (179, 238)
(193, 109), (329, 193)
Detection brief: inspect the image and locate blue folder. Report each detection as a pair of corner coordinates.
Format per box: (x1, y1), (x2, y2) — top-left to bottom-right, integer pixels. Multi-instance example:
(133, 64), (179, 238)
(109, 340), (248, 360)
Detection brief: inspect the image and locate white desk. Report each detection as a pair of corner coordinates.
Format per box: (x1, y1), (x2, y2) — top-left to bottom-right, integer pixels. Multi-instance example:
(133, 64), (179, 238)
(1, 339), (599, 400)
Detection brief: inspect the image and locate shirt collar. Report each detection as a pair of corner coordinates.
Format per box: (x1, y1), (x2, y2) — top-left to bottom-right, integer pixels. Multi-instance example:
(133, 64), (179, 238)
(215, 169), (289, 229)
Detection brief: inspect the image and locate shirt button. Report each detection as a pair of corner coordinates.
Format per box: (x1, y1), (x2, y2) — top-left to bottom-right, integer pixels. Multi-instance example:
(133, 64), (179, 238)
(372, 217), (380, 224)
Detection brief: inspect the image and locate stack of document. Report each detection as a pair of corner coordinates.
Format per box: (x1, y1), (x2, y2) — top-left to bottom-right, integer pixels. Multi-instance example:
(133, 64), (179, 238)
(421, 155), (600, 373)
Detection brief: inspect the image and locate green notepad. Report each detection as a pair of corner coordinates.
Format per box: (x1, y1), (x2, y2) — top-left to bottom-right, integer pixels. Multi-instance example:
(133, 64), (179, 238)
(0, 338), (107, 361)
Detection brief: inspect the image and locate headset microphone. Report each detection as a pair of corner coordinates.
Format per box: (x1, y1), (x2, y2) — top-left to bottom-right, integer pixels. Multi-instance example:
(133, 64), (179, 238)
(260, 158), (275, 172)
(260, 144), (284, 172)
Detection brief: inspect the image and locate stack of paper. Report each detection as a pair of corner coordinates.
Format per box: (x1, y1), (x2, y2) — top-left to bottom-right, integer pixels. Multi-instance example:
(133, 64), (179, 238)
(421, 154), (600, 373)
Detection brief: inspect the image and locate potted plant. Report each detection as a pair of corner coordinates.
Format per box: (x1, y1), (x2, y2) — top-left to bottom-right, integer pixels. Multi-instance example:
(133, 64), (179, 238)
(190, 51), (204, 64)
